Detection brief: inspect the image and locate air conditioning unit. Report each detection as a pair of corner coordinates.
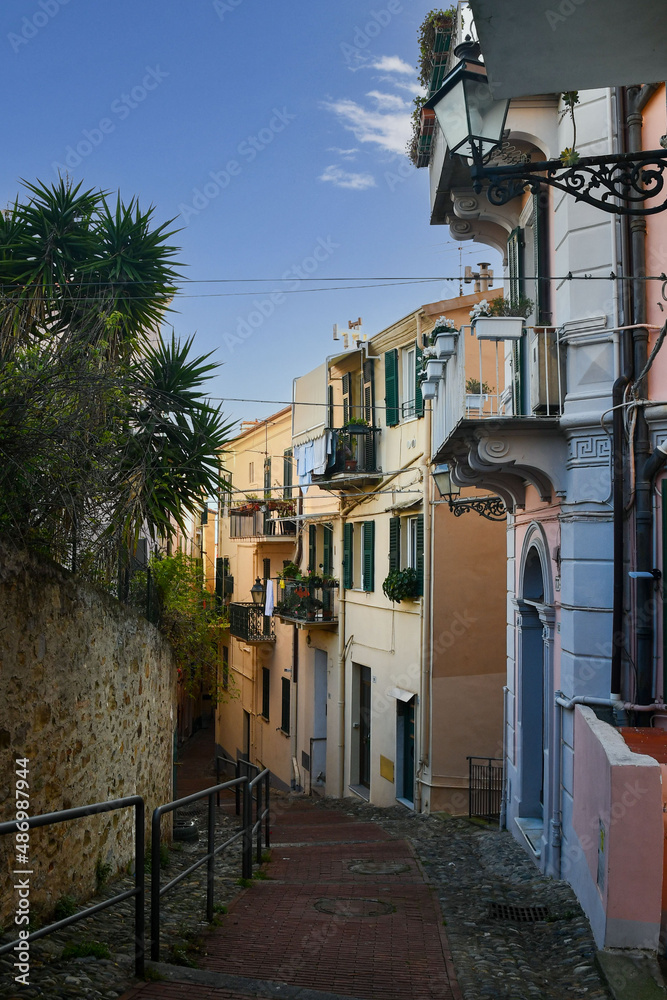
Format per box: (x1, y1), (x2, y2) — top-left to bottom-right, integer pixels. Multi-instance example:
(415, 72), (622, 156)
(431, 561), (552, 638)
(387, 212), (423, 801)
(529, 328), (562, 414)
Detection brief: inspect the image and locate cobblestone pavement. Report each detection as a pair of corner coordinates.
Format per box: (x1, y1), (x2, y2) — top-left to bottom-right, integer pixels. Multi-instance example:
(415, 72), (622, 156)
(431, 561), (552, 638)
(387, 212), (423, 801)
(314, 798), (611, 1000)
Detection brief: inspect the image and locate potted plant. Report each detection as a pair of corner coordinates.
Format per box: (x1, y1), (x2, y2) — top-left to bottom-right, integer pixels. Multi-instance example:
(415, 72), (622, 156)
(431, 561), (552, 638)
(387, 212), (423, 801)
(281, 561), (301, 580)
(421, 379), (438, 401)
(382, 567), (420, 603)
(429, 315), (459, 358)
(465, 377), (493, 410)
(321, 575), (339, 589)
(470, 296), (534, 340)
(305, 570), (323, 588)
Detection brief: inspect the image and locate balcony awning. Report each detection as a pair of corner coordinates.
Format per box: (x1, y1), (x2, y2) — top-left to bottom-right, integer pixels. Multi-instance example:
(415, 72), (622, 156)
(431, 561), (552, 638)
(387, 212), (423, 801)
(387, 687), (416, 702)
(470, 0), (667, 98)
(293, 363), (326, 447)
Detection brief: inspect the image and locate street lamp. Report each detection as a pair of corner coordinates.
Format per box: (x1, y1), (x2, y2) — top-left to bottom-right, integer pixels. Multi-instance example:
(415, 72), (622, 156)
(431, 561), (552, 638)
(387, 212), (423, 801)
(432, 463), (506, 521)
(425, 41), (667, 217)
(250, 578), (265, 605)
(424, 40), (510, 162)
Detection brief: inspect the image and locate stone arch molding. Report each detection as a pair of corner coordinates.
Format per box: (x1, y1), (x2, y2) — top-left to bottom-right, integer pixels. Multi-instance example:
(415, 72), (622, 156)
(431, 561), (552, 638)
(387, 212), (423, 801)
(518, 522), (554, 607)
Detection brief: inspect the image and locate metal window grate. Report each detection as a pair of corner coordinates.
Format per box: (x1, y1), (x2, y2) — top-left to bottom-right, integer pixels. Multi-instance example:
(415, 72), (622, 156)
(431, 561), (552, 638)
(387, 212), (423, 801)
(489, 902), (549, 923)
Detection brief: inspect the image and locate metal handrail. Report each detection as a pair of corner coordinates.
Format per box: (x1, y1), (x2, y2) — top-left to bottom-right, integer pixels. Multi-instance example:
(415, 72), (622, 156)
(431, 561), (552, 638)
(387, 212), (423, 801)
(0, 796), (145, 977)
(243, 768), (270, 878)
(150, 776), (247, 961)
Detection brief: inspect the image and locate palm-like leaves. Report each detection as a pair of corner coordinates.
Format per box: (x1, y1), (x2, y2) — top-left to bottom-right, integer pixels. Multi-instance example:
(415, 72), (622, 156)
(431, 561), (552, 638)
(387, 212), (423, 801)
(0, 178), (233, 561)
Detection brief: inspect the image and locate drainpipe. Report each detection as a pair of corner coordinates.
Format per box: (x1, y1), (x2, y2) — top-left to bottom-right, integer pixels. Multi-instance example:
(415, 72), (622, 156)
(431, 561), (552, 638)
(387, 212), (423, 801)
(627, 83), (659, 712)
(336, 508), (347, 797)
(611, 375), (629, 700)
(415, 392), (432, 814)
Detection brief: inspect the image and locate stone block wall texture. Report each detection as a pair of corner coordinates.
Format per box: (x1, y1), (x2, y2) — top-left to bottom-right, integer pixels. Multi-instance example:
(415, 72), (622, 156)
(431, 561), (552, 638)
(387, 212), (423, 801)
(0, 542), (177, 929)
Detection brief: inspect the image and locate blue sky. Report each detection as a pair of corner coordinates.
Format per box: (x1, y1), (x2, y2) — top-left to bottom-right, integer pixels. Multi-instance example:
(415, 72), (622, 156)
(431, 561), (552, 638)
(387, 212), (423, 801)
(0, 0), (502, 425)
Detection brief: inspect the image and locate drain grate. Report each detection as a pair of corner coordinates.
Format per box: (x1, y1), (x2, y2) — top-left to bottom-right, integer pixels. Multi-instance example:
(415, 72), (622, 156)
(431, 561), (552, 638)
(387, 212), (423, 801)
(489, 901), (549, 923)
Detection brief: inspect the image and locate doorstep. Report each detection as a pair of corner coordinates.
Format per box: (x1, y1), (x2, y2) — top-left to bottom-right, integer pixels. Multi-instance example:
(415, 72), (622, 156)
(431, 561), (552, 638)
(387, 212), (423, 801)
(514, 816), (542, 858)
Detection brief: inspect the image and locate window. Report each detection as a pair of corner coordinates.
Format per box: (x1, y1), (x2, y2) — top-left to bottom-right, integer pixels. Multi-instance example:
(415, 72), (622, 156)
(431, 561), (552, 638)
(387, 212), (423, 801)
(402, 346), (416, 419)
(222, 646), (229, 690)
(261, 667), (270, 720)
(283, 448), (293, 498)
(344, 521), (374, 591)
(281, 677), (290, 734)
(406, 517), (419, 570)
(389, 513), (424, 595)
(248, 461), (255, 483)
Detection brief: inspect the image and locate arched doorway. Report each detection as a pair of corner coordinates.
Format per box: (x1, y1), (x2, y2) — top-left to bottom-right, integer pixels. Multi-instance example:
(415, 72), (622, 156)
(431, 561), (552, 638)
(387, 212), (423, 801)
(516, 542), (549, 857)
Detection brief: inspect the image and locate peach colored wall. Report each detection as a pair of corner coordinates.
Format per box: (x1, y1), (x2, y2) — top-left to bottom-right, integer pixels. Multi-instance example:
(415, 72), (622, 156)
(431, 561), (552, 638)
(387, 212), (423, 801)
(430, 486), (506, 811)
(644, 87), (667, 401)
(573, 706), (662, 947)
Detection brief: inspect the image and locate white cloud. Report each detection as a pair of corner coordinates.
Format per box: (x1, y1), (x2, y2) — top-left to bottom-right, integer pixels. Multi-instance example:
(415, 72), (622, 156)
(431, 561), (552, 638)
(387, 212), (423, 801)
(321, 95), (411, 155)
(327, 146), (359, 161)
(366, 90), (407, 111)
(368, 55), (414, 75)
(319, 165), (376, 191)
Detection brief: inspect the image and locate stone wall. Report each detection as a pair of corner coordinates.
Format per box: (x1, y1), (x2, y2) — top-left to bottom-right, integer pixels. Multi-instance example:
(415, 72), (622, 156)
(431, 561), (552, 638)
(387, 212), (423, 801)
(0, 542), (176, 928)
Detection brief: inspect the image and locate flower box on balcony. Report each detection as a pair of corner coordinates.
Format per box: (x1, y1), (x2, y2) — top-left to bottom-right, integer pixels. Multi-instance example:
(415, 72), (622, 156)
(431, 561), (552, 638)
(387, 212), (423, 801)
(473, 317), (525, 340)
(465, 393), (488, 411)
(421, 380), (437, 400)
(425, 359), (445, 381)
(434, 331), (458, 358)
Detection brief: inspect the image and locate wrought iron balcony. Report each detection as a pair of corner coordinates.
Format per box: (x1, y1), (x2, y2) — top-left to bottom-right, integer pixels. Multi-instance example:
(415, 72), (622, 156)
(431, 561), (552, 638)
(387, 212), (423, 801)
(273, 578), (339, 628)
(312, 426), (381, 488)
(228, 603), (276, 643)
(229, 509), (297, 539)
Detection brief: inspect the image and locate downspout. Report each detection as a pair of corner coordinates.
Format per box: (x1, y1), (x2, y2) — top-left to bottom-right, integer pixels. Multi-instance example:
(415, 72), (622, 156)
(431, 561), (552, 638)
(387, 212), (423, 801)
(336, 507), (347, 797)
(415, 365), (432, 814)
(627, 83), (659, 712)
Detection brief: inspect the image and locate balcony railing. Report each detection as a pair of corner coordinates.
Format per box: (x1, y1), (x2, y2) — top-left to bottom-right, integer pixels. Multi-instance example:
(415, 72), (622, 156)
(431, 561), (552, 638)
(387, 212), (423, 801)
(433, 325), (565, 447)
(273, 578), (339, 626)
(230, 510), (297, 539)
(313, 426), (381, 482)
(229, 603), (276, 643)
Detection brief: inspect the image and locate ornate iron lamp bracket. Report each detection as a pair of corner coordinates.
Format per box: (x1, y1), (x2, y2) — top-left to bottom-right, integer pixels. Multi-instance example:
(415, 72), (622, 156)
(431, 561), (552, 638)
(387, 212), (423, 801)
(448, 496), (507, 520)
(471, 149), (667, 216)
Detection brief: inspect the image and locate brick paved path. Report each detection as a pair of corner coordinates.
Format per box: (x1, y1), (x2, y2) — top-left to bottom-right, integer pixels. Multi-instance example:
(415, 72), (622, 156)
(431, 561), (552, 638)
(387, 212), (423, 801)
(120, 799), (461, 1000)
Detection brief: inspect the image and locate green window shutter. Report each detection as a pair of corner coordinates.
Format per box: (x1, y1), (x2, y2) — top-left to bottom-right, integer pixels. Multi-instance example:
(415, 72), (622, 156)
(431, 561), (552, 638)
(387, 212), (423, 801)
(342, 372), (352, 426)
(283, 448), (293, 499)
(363, 358), (375, 424)
(323, 525), (333, 575)
(343, 522), (354, 589)
(389, 516), (401, 573)
(532, 192), (550, 325)
(385, 349), (399, 426)
(362, 521), (375, 592)
(415, 342), (424, 417)
(308, 524), (317, 572)
(416, 514), (424, 596)
(508, 227), (525, 416)
(281, 677), (290, 734)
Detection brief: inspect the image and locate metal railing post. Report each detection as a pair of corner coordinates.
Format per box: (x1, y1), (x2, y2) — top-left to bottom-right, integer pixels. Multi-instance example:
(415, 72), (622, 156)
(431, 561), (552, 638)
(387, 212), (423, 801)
(235, 758), (241, 816)
(242, 773), (253, 879)
(264, 771), (270, 849)
(207, 792), (215, 923)
(150, 808), (161, 961)
(256, 777), (263, 864)
(134, 799), (145, 979)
